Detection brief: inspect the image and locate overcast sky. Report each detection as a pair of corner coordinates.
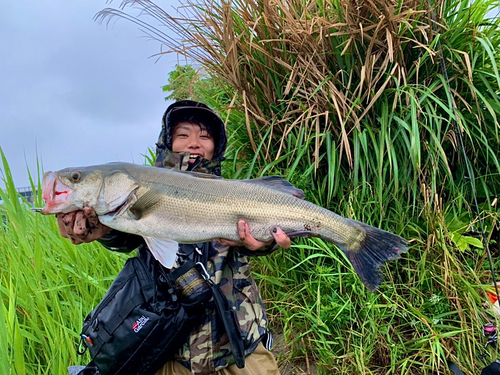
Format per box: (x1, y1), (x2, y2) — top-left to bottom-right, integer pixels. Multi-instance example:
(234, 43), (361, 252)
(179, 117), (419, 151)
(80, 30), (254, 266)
(0, 0), (182, 190)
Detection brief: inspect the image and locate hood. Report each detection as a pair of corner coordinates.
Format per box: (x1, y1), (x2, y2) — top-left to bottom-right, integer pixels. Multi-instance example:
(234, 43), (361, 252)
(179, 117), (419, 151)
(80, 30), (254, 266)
(154, 148), (222, 176)
(156, 100), (227, 162)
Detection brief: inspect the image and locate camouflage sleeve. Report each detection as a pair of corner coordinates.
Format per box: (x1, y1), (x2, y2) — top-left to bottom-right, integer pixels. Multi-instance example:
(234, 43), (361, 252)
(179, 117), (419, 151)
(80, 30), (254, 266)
(97, 230), (145, 253)
(235, 241), (280, 257)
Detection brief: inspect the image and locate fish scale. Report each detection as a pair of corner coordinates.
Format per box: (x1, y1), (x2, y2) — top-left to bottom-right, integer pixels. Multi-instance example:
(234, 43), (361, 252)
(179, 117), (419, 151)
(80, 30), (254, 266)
(134, 177), (339, 243)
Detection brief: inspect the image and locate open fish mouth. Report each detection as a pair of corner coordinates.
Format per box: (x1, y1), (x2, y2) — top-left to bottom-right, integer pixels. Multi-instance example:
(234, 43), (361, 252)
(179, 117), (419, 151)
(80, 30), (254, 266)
(41, 172), (73, 214)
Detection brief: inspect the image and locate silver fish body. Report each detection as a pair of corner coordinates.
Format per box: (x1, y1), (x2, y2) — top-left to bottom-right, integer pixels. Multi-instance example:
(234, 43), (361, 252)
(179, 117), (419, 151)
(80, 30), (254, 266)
(41, 162), (408, 290)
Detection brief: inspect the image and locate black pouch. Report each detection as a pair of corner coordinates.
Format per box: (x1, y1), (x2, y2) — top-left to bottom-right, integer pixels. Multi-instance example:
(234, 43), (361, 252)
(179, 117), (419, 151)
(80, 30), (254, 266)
(483, 360), (500, 375)
(77, 249), (212, 375)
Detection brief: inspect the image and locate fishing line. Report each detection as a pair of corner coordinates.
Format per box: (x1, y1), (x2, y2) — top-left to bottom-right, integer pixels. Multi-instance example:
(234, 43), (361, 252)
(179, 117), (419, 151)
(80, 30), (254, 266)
(428, 2), (500, 309)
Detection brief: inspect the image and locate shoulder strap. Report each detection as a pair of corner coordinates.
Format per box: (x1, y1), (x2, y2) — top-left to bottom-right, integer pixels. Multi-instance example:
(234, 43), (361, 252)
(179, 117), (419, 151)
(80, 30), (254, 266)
(195, 263), (245, 369)
(178, 242), (215, 266)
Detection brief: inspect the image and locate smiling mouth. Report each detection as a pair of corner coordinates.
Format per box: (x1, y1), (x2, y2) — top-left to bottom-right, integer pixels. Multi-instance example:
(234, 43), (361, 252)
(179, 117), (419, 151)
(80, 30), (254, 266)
(188, 154), (202, 163)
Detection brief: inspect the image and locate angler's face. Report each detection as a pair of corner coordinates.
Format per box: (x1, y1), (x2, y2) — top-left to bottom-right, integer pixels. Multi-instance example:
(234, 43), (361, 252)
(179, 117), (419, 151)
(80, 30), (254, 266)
(171, 122), (215, 162)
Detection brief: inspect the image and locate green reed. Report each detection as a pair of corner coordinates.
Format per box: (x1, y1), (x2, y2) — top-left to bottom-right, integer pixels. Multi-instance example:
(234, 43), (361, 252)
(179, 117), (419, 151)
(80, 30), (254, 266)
(0, 149), (129, 374)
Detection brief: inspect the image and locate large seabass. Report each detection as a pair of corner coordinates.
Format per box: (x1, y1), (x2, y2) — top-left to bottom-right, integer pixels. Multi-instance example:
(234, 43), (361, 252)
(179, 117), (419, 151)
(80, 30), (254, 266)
(41, 162), (408, 291)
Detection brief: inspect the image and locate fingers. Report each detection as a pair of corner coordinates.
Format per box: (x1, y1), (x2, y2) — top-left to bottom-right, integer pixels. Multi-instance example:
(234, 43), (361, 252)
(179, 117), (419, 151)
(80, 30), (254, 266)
(215, 221), (291, 251)
(213, 221), (265, 250)
(271, 227), (291, 249)
(56, 209), (111, 244)
(59, 212), (77, 238)
(70, 237), (84, 245)
(57, 213), (69, 238)
(238, 220), (291, 251)
(56, 212), (83, 244)
(73, 211), (88, 236)
(83, 207), (112, 240)
(59, 211), (85, 244)
(84, 207), (100, 228)
(237, 220), (267, 251)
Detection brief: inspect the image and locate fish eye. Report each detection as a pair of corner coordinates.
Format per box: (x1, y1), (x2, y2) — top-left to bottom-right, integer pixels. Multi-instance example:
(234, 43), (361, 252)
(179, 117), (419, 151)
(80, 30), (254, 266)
(70, 171), (82, 182)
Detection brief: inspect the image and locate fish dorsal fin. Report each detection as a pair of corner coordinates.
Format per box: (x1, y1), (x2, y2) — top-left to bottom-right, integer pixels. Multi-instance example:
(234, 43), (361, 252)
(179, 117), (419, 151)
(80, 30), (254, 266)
(173, 169), (222, 179)
(241, 177), (305, 199)
(130, 188), (163, 219)
(187, 171), (222, 179)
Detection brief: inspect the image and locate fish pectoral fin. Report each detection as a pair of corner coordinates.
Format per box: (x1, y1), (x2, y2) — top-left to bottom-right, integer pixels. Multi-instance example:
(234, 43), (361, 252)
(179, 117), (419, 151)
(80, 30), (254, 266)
(130, 189), (163, 220)
(241, 176), (305, 199)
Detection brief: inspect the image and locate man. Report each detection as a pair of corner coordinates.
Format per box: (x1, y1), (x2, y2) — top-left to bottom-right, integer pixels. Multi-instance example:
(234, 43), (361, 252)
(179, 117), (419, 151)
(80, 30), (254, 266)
(58, 100), (290, 375)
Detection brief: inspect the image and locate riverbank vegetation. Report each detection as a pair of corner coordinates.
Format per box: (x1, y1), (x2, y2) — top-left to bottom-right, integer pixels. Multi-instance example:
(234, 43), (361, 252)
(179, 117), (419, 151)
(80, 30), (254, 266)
(2, 0), (500, 373)
(99, 0), (500, 372)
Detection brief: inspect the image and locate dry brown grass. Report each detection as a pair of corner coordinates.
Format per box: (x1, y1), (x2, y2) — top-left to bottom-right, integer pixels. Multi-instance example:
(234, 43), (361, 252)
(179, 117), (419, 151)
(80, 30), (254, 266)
(96, 0), (453, 167)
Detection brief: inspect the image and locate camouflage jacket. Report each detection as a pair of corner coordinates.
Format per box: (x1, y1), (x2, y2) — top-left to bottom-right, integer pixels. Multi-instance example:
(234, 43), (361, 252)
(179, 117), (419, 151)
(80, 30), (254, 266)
(99, 149), (275, 375)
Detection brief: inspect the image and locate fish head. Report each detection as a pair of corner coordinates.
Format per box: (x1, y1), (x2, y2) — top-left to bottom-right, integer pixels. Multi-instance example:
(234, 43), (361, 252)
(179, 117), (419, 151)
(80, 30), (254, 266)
(40, 163), (139, 216)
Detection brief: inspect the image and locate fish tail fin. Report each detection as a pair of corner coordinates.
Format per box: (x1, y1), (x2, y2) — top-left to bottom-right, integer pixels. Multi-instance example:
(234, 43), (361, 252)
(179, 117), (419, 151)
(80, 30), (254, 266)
(339, 220), (408, 292)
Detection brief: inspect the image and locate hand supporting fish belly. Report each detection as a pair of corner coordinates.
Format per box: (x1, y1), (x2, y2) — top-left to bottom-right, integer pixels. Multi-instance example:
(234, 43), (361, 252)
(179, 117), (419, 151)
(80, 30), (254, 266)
(39, 162), (408, 291)
(213, 220), (291, 250)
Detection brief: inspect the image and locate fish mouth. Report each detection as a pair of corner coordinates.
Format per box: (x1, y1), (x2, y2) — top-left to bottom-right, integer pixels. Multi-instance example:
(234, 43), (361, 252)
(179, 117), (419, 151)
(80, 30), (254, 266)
(40, 172), (73, 214)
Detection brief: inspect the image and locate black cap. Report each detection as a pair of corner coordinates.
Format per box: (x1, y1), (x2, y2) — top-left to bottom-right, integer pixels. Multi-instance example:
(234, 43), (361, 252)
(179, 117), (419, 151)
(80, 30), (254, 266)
(158, 100), (227, 161)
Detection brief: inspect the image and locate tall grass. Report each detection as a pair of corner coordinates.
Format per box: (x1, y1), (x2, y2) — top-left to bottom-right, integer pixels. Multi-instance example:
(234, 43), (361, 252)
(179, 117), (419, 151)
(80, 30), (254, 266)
(240, 135), (499, 373)
(0, 149), (129, 374)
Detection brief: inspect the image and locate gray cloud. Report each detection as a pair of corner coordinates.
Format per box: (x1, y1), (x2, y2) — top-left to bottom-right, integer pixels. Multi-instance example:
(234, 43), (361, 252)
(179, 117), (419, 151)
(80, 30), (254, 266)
(0, 0), (180, 189)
